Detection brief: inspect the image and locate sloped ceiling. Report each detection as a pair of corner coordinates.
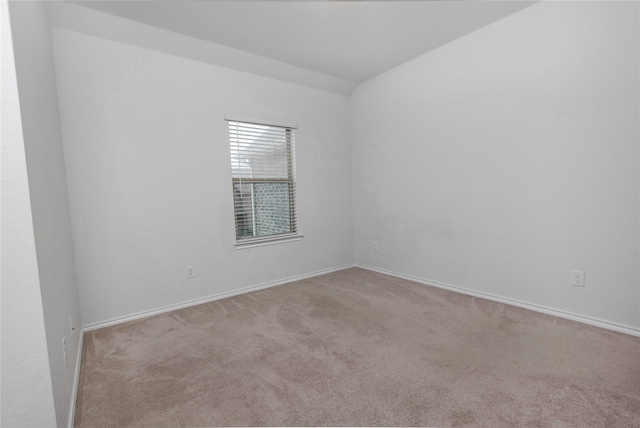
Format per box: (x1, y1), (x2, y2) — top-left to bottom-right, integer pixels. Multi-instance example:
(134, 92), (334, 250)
(56, 1), (535, 94)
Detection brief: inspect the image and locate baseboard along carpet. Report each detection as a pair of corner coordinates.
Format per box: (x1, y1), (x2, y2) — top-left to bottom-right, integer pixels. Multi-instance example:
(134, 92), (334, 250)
(74, 267), (640, 427)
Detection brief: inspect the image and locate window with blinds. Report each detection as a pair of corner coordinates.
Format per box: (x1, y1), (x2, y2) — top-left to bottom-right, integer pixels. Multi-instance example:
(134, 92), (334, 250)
(227, 117), (298, 244)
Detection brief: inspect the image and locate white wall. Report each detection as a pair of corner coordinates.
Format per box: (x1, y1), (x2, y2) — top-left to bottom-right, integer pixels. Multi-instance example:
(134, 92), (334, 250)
(351, 1), (640, 330)
(1, 2), (57, 426)
(6, 2), (84, 426)
(51, 21), (353, 327)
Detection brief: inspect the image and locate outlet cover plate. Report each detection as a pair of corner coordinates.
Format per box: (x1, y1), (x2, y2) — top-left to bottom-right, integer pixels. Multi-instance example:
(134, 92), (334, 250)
(570, 270), (585, 287)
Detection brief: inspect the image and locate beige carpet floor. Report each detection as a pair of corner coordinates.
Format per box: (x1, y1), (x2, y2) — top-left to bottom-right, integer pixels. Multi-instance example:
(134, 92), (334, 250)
(75, 267), (640, 427)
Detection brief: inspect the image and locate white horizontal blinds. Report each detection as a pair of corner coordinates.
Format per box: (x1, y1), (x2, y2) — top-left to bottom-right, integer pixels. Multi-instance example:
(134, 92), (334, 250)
(229, 120), (297, 241)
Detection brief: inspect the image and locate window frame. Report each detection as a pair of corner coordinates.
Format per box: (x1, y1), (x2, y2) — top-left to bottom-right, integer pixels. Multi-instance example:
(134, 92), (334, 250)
(225, 114), (302, 249)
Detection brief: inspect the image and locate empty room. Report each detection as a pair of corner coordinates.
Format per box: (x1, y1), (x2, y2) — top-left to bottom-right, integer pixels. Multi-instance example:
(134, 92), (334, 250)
(2, 0), (639, 427)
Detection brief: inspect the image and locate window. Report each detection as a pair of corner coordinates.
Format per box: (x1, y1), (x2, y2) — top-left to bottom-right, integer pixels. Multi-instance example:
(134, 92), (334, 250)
(226, 115), (299, 245)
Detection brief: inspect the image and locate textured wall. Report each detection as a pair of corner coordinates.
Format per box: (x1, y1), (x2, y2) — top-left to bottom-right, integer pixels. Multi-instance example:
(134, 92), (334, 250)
(51, 12), (353, 327)
(351, 1), (640, 330)
(1, 3), (57, 425)
(8, 2), (84, 426)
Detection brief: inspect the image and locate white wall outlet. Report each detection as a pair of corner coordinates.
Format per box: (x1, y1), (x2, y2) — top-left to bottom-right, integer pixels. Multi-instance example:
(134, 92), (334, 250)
(186, 265), (195, 279)
(62, 337), (67, 365)
(373, 241), (379, 252)
(570, 270), (585, 287)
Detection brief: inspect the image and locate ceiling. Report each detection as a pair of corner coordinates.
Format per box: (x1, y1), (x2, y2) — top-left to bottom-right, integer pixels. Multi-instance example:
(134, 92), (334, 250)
(70, 1), (535, 84)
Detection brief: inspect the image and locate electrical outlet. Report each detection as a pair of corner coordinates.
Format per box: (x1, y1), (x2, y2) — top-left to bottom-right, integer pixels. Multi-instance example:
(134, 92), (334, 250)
(373, 242), (379, 252)
(186, 265), (195, 279)
(62, 337), (67, 365)
(570, 270), (585, 287)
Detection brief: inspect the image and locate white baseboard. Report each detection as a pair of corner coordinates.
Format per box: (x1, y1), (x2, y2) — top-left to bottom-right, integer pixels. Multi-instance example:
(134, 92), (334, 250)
(82, 262), (639, 337)
(355, 263), (640, 338)
(68, 327), (84, 428)
(83, 264), (355, 332)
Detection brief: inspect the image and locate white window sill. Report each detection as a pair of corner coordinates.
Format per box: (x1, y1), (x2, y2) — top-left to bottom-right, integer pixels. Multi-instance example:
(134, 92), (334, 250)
(234, 234), (303, 250)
